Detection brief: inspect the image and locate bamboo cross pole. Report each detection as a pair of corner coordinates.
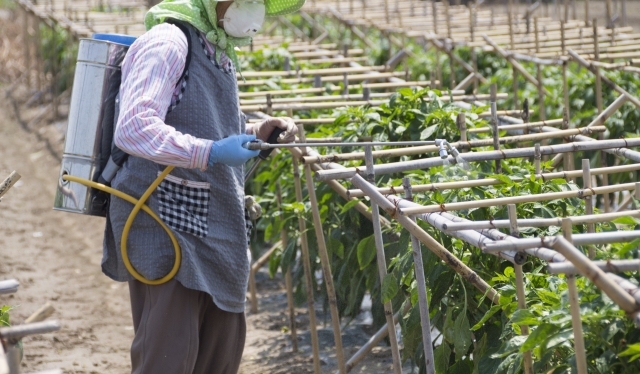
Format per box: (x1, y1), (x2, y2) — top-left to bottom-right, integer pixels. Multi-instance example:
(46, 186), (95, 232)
(548, 259), (640, 275)
(402, 178), (436, 374)
(0, 171), (21, 199)
(467, 118), (562, 133)
(339, 304), (410, 373)
(301, 125), (603, 165)
(508, 205), (533, 374)
(291, 157), (322, 374)
(364, 146), (403, 374)
(315, 137), (640, 181)
(442, 210), (640, 231)
(300, 126), (347, 374)
(401, 182), (639, 215)
(385, 197), (525, 264)
(568, 49), (640, 109)
(350, 174), (502, 304)
(483, 35), (551, 96)
(561, 219), (589, 374)
(486, 230), (640, 252)
(277, 182), (298, 352)
(0, 279), (19, 295)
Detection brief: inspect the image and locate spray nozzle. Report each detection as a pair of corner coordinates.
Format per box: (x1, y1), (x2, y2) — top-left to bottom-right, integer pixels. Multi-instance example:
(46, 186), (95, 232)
(439, 142), (449, 159)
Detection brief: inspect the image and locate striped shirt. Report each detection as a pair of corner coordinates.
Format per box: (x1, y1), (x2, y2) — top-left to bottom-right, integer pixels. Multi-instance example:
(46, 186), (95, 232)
(115, 23), (250, 170)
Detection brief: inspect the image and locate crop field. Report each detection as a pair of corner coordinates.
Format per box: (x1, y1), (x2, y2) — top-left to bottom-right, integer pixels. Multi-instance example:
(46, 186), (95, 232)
(2, 0), (640, 373)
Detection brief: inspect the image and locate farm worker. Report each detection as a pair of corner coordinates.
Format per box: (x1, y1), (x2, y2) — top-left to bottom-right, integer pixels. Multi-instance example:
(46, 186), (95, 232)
(101, 0), (304, 373)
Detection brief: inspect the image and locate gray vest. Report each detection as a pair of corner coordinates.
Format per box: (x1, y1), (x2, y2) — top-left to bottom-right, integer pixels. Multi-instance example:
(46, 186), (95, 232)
(102, 23), (249, 313)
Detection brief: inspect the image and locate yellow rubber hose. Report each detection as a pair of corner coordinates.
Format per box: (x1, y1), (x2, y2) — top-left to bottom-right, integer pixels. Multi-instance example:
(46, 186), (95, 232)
(62, 165), (181, 285)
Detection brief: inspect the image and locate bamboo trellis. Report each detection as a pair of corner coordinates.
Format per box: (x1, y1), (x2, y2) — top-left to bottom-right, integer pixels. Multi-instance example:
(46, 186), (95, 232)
(10, 0), (640, 373)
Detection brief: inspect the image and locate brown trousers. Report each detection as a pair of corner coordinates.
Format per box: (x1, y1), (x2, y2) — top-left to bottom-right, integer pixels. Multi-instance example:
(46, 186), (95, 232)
(128, 279), (246, 374)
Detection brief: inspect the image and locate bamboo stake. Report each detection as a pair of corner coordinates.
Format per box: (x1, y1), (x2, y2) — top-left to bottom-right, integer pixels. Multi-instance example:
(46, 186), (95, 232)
(292, 157), (322, 374)
(248, 269), (258, 314)
(509, 205), (533, 374)
(534, 18), (546, 123)
(401, 182), (638, 215)
(561, 219), (588, 374)
(277, 182), (298, 352)
(316, 137), (640, 181)
(490, 84), (502, 174)
(403, 178), (435, 374)
(350, 174), (502, 305)
(584, 0), (590, 26)
(23, 8), (31, 90)
(364, 146), (402, 374)
(582, 159), (596, 259)
(534, 143), (541, 175)
(561, 25), (570, 124)
(548, 259), (640, 275)
(0, 171), (21, 199)
(509, 12), (519, 111)
(300, 126), (347, 374)
(247, 238), (278, 311)
(592, 19), (611, 213)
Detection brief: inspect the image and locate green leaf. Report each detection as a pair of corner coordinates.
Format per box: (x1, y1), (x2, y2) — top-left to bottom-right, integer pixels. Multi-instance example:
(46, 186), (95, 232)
(357, 235), (376, 270)
(435, 342), (451, 374)
(492, 336), (527, 358)
(327, 237), (345, 259)
(340, 199), (360, 214)
(471, 305), (501, 331)
(381, 273), (399, 303)
(280, 239), (297, 273)
(521, 323), (559, 352)
(420, 124), (438, 139)
(454, 311), (472, 360)
(443, 307), (455, 344)
(509, 309), (540, 326)
(618, 343), (640, 361)
(612, 216), (640, 225)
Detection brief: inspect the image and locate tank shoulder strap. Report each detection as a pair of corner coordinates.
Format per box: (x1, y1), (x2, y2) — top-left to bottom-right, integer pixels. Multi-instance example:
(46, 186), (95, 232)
(164, 19), (193, 83)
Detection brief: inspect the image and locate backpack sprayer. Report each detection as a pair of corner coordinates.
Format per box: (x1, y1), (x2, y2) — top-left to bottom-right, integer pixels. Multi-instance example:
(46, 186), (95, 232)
(53, 34), (181, 285)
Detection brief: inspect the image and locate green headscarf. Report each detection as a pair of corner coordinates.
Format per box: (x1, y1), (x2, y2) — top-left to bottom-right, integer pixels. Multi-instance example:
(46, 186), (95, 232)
(144, 0), (306, 75)
(145, 0), (249, 75)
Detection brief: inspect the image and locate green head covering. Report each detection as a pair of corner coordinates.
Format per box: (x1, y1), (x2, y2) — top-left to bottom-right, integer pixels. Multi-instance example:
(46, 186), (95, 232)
(144, 0), (305, 75)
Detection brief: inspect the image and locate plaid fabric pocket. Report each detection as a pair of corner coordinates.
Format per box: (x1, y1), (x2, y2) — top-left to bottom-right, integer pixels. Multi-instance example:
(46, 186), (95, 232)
(157, 173), (211, 238)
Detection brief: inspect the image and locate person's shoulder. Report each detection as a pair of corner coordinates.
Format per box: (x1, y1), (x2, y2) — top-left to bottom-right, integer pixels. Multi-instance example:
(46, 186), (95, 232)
(132, 22), (188, 53)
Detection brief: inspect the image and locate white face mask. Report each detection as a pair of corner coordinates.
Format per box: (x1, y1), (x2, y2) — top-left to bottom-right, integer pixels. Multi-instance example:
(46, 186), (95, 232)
(219, 1), (266, 38)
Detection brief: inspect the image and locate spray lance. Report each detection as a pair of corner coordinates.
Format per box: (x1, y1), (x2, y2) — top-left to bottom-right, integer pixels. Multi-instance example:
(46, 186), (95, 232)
(243, 137), (464, 181)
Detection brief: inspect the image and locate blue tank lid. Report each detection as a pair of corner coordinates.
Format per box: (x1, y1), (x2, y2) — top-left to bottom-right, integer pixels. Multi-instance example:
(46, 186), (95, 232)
(92, 33), (137, 47)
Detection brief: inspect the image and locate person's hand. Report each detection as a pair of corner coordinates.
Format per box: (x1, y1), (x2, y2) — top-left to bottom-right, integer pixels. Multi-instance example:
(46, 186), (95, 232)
(254, 117), (298, 143)
(208, 134), (260, 167)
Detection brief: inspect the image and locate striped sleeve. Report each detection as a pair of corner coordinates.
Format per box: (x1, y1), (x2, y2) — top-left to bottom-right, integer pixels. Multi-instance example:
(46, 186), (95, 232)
(114, 23), (213, 170)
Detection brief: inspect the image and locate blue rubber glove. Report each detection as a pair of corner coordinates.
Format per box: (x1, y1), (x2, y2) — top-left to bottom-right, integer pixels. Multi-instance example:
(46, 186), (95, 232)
(208, 134), (260, 167)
